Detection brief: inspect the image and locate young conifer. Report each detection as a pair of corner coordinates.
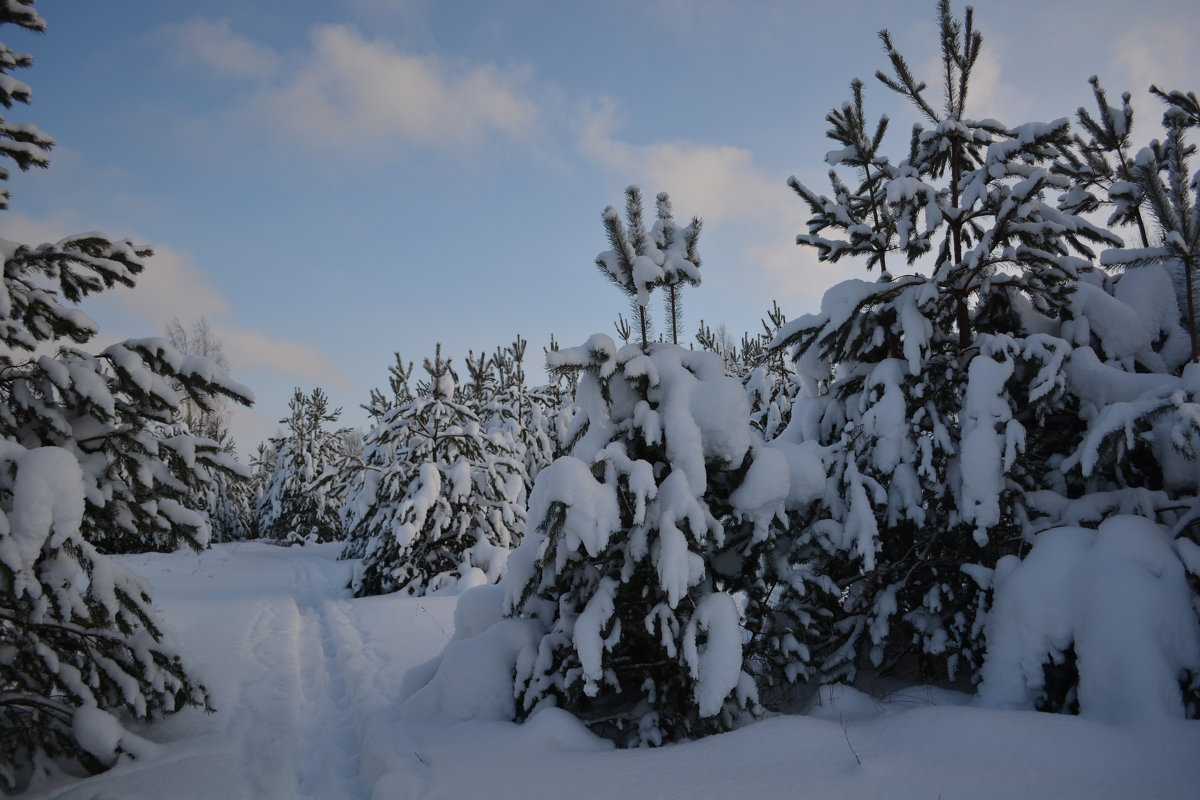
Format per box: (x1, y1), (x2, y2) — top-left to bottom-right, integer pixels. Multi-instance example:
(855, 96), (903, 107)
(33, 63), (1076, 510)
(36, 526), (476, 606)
(256, 388), (344, 545)
(349, 345), (525, 596)
(776, 0), (1127, 686)
(508, 188), (831, 744)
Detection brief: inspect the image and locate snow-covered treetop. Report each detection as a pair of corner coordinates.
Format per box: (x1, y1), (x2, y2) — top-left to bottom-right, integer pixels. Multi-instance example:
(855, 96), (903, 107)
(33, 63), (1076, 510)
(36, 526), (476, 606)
(594, 186), (701, 348)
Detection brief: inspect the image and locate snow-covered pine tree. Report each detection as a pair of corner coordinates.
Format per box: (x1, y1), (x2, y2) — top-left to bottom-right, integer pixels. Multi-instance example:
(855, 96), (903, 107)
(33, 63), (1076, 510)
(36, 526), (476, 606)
(1001, 83), (1200, 716)
(203, 468), (256, 543)
(0, 41), (251, 559)
(507, 188), (832, 744)
(1, 1), (224, 784)
(350, 345), (525, 597)
(744, 302), (799, 441)
(341, 354), (412, 560)
(1056, 77), (1151, 248)
(164, 317), (255, 543)
(492, 336), (557, 490)
(0, 443), (214, 788)
(256, 387), (345, 545)
(248, 439), (276, 498)
(363, 351), (414, 423)
(775, 0), (1125, 686)
(0, 0), (49, 215)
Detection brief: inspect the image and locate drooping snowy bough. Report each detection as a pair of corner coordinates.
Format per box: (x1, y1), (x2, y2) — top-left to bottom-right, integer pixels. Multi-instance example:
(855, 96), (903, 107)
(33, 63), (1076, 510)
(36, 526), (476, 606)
(0, 444), (212, 785)
(978, 515), (1200, 721)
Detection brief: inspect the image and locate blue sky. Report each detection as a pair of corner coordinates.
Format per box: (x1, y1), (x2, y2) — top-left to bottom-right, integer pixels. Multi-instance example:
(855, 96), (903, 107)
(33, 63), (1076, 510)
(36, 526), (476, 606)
(1, 0), (1197, 451)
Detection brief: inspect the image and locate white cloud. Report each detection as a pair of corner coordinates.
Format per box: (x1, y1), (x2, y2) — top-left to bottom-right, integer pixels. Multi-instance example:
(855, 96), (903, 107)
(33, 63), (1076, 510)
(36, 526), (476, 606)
(220, 327), (353, 391)
(265, 25), (536, 150)
(163, 19), (539, 153)
(580, 100), (779, 225)
(0, 210), (79, 248)
(228, 404), (280, 455)
(614, 141), (779, 225)
(962, 47), (1028, 123)
(579, 101), (847, 308)
(1112, 26), (1195, 125)
(747, 234), (862, 311)
(0, 211), (351, 392)
(117, 244), (233, 324)
(164, 18), (280, 79)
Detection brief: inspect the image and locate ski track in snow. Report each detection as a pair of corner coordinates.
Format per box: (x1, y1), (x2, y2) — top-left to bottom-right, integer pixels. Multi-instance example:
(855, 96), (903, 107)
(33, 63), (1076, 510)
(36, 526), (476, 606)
(27, 542), (453, 800)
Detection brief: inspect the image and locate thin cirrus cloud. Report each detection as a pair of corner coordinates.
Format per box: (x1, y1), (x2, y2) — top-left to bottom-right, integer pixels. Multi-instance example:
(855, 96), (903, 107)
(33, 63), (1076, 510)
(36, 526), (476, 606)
(112, 247), (353, 391)
(162, 18), (281, 79)
(0, 210), (351, 392)
(166, 18), (538, 152)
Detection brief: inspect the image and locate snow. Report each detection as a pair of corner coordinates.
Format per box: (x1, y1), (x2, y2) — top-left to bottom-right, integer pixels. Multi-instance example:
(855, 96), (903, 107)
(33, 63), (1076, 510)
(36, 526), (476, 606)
(978, 516), (1200, 723)
(23, 542), (1200, 799)
(959, 349), (1018, 541)
(682, 592), (745, 717)
(4, 446), (85, 571)
(728, 445), (789, 530)
(71, 706), (133, 764)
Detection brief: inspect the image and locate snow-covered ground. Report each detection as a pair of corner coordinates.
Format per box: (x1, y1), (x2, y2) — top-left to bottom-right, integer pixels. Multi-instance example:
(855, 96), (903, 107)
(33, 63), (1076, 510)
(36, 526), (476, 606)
(26, 543), (1200, 799)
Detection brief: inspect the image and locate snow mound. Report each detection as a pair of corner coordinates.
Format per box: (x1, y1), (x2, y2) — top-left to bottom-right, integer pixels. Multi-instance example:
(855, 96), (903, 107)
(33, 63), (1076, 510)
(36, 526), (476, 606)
(402, 583), (543, 723)
(977, 515), (1200, 722)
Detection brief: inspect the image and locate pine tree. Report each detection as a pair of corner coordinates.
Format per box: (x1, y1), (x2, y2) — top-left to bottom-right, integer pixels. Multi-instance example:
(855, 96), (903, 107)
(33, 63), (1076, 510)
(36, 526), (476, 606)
(256, 387), (344, 545)
(492, 336), (557, 490)
(363, 351), (414, 423)
(0, 444), (213, 788)
(0, 1), (50, 214)
(776, 0), (1125, 686)
(654, 193), (702, 345)
(164, 317), (256, 543)
(348, 345), (525, 597)
(1, 2), (225, 784)
(508, 189), (827, 744)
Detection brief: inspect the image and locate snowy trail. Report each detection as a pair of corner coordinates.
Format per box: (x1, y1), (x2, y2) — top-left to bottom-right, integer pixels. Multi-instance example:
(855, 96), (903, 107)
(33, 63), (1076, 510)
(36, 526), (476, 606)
(25, 542), (1200, 800)
(28, 542), (456, 800)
